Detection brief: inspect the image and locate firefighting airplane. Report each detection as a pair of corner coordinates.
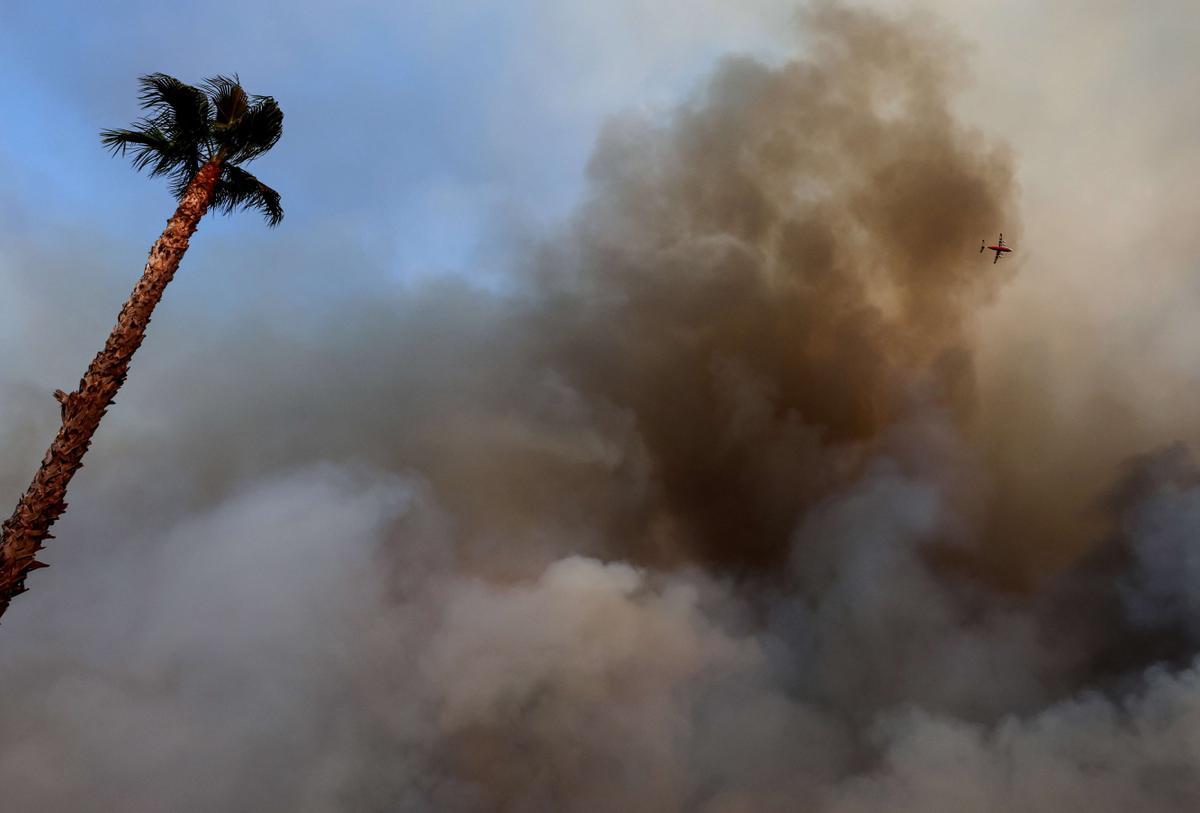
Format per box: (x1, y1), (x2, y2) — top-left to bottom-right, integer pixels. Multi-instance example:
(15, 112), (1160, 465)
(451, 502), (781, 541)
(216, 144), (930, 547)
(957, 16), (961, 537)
(980, 233), (1012, 264)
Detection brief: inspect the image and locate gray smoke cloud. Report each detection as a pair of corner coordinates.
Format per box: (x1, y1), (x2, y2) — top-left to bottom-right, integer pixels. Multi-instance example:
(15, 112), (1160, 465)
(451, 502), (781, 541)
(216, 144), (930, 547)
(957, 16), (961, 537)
(4, 3), (1200, 811)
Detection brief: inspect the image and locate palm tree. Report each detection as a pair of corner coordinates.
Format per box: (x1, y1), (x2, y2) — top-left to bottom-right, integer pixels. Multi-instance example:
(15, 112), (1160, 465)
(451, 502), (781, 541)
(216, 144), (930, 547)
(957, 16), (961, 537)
(0, 74), (284, 621)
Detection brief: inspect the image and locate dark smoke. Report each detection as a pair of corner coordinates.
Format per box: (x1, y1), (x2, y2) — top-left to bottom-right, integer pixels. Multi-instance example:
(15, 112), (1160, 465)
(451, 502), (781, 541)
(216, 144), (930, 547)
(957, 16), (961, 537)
(3, 4), (1200, 811)
(525, 3), (1014, 571)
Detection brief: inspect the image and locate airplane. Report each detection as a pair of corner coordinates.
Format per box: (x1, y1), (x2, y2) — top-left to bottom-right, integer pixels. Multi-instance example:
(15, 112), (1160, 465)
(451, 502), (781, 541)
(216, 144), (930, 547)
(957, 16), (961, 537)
(980, 233), (1012, 264)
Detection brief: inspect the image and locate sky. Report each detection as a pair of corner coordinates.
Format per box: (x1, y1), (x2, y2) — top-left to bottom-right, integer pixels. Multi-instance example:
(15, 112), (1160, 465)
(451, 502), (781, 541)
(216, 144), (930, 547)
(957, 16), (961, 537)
(7, 1), (1200, 811)
(0, 0), (800, 277)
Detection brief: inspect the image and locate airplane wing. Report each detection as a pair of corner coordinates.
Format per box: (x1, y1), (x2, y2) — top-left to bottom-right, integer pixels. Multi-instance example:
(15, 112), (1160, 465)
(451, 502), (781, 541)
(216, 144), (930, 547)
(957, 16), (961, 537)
(993, 251), (1000, 264)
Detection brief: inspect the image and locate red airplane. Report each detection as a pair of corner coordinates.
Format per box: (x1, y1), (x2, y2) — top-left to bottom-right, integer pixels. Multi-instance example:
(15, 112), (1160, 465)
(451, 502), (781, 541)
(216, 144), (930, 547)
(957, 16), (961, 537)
(980, 233), (1012, 264)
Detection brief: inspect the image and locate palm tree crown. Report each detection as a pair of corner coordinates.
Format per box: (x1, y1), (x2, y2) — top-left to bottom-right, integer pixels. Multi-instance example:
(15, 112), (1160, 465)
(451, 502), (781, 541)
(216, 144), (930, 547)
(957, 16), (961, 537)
(101, 73), (284, 225)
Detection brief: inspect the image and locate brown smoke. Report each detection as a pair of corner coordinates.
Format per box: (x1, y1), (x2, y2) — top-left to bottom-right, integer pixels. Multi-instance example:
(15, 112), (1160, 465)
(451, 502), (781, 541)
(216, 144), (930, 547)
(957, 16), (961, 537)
(519, 3), (1016, 573)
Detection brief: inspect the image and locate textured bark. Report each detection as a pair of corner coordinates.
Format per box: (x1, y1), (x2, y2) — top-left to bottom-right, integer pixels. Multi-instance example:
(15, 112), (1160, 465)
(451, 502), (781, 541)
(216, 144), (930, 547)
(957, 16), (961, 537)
(0, 157), (224, 621)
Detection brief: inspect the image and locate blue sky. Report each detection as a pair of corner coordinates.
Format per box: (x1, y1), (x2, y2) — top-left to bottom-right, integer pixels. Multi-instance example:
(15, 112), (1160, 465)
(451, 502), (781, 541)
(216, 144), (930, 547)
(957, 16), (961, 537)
(0, 0), (795, 283)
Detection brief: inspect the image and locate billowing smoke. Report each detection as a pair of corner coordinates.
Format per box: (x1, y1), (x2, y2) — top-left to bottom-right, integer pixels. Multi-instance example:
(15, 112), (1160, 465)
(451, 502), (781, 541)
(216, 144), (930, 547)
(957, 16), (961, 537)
(4, 3), (1200, 811)
(525, 3), (1012, 572)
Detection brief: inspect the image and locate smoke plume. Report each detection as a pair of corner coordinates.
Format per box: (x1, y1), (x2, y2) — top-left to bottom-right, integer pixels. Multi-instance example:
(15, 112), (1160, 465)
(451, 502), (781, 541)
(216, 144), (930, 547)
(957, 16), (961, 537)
(4, 3), (1200, 811)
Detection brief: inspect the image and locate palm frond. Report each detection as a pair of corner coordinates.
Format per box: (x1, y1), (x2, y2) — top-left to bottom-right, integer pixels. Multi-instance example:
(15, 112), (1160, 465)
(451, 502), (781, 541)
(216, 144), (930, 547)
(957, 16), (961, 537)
(166, 157), (202, 199)
(217, 96), (283, 165)
(213, 164), (283, 226)
(100, 127), (169, 164)
(103, 72), (282, 215)
(135, 73), (211, 146)
(100, 126), (199, 181)
(204, 74), (248, 127)
(103, 75), (209, 193)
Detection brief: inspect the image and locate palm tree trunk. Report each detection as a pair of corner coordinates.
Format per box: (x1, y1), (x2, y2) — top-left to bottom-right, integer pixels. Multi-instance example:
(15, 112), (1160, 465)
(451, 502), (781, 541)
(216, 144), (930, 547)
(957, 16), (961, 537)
(0, 156), (224, 621)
